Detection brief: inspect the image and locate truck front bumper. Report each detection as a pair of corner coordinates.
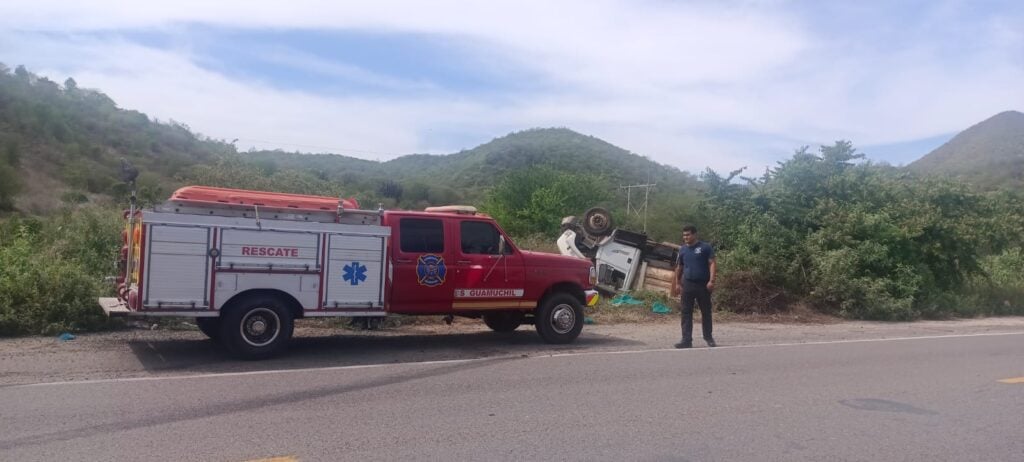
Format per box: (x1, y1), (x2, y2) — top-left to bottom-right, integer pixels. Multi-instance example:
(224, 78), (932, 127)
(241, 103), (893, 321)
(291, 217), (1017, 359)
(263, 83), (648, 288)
(585, 290), (600, 307)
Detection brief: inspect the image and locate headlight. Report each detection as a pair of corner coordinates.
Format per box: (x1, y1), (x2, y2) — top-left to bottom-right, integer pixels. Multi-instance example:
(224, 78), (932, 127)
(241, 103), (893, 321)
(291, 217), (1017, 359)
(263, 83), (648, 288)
(589, 265), (597, 285)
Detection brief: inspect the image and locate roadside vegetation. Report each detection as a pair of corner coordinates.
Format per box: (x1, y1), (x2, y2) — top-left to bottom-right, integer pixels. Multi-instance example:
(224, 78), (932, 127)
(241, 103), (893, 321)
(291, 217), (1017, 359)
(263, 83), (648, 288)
(1, 63), (1023, 335)
(0, 207), (121, 335)
(696, 142), (1024, 320)
(487, 141), (1024, 322)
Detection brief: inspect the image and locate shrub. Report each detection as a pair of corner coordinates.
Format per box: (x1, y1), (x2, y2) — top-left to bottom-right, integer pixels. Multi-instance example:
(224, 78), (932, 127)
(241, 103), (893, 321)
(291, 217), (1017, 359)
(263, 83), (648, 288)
(715, 270), (790, 315)
(962, 248), (1024, 317)
(0, 206), (121, 336)
(699, 141), (1019, 320)
(0, 225), (113, 335)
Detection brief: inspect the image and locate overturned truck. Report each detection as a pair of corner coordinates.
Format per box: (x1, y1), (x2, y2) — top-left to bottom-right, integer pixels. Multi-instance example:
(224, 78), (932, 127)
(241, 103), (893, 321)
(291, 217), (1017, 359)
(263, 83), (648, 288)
(556, 207), (679, 295)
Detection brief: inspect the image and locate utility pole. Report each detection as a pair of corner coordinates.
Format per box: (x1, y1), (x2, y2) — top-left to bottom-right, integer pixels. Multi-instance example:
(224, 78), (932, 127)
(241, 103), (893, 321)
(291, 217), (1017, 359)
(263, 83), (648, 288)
(620, 182), (656, 232)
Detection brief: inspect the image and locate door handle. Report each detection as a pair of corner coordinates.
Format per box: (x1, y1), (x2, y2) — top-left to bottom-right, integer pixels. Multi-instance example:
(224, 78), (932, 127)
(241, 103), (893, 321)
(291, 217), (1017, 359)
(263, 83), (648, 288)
(395, 258), (412, 263)
(457, 260), (472, 264)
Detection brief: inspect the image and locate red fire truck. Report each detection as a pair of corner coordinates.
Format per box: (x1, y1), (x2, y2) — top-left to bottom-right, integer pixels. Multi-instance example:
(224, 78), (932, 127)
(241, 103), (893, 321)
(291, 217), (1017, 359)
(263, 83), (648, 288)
(99, 186), (599, 359)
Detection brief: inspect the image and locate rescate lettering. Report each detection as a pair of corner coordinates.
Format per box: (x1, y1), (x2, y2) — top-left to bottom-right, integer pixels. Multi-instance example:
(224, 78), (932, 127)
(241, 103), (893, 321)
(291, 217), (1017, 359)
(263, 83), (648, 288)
(240, 246), (299, 258)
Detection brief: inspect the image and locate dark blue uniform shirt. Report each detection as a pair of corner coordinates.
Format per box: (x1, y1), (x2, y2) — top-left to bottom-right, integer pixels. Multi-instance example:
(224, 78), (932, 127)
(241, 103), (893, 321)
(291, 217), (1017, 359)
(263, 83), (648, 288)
(677, 240), (715, 283)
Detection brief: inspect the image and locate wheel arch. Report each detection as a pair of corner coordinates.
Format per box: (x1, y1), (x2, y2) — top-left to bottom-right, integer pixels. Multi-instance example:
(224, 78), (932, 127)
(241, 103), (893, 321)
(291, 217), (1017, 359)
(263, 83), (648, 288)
(538, 281), (586, 307)
(219, 289), (304, 320)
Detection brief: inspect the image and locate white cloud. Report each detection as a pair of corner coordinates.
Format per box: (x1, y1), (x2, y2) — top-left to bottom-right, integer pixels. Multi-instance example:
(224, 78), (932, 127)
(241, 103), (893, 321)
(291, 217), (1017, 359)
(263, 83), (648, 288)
(255, 48), (439, 93)
(0, 0), (1021, 175)
(0, 34), (431, 157)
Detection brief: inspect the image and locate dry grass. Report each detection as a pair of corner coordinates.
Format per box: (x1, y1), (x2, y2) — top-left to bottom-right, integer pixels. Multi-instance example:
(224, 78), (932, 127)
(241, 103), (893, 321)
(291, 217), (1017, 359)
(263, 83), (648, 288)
(513, 233), (560, 253)
(714, 302), (842, 324)
(587, 297), (841, 325)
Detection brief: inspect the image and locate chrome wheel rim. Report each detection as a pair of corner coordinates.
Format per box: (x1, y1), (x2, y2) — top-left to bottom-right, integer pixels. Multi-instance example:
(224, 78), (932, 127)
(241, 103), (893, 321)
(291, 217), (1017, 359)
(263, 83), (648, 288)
(551, 304), (576, 334)
(241, 308), (280, 347)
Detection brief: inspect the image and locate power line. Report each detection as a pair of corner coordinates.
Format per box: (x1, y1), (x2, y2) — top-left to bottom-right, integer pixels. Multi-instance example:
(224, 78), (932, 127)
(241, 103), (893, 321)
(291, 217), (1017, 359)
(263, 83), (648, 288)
(620, 182), (656, 233)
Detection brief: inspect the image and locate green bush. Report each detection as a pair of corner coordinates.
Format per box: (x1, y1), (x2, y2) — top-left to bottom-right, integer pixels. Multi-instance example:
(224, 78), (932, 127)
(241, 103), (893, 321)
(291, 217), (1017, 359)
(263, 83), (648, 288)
(963, 248), (1024, 316)
(700, 141), (1023, 320)
(0, 225), (113, 335)
(0, 206), (121, 336)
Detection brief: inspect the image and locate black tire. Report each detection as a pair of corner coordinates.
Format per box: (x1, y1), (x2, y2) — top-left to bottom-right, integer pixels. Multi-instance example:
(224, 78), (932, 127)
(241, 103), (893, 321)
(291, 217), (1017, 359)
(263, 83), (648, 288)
(219, 295), (294, 360)
(582, 207), (613, 236)
(195, 317), (221, 341)
(534, 293), (584, 344)
(483, 312), (524, 332)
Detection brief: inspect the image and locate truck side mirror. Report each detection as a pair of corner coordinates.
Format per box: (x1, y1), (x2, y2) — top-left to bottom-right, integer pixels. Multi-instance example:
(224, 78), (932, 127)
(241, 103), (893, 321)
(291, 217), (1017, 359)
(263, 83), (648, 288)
(498, 235), (507, 255)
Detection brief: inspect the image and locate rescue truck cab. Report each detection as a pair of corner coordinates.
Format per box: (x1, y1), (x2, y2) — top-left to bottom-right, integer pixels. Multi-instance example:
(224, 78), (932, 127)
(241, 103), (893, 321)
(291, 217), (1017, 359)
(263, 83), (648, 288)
(99, 186), (599, 359)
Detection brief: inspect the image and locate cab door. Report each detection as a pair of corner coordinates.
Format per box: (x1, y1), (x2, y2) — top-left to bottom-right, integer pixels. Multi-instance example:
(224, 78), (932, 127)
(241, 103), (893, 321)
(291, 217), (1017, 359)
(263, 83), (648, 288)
(450, 219), (527, 311)
(388, 216), (452, 313)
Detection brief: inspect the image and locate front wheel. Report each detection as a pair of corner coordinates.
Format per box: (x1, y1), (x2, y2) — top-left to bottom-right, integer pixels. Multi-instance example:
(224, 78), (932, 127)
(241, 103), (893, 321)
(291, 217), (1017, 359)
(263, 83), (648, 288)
(219, 296), (294, 360)
(535, 293), (584, 344)
(483, 312), (524, 332)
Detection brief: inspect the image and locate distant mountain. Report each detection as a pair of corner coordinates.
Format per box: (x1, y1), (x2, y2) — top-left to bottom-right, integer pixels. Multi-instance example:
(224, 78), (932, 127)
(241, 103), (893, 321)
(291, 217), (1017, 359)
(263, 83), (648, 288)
(909, 111), (1024, 189)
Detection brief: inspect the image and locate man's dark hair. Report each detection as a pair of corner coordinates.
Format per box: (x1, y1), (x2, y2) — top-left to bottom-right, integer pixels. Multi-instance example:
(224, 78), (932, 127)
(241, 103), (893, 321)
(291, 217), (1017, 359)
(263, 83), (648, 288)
(682, 225), (698, 234)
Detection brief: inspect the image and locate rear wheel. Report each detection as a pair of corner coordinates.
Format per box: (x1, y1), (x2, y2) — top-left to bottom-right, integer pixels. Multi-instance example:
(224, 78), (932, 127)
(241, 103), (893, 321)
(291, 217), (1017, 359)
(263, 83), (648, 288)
(195, 317), (221, 341)
(220, 295), (294, 360)
(534, 293), (584, 344)
(483, 312), (524, 332)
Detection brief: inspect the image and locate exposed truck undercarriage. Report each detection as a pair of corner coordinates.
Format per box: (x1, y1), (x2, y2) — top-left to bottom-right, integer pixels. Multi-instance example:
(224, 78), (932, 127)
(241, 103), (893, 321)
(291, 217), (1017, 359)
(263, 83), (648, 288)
(557, 207), (679, 295)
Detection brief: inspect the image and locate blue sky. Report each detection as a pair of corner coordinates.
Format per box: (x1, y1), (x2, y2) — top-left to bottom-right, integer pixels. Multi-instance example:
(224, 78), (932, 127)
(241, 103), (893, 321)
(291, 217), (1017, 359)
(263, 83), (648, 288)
(1, 1), (1021, 174)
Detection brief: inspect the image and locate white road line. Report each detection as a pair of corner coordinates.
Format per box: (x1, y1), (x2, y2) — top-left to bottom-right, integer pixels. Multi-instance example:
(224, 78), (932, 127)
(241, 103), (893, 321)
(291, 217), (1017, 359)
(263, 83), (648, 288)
(546, 331), (1024, 358)
(8, 331), (1024, 389)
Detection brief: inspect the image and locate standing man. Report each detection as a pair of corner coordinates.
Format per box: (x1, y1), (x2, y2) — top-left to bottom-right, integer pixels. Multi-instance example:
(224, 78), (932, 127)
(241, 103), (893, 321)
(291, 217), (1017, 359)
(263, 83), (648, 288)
(671, 225), (717, 348)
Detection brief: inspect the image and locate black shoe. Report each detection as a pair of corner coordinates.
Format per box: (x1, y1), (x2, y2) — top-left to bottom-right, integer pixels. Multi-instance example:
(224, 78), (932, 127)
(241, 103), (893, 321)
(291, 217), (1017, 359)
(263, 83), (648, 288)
(674, 341), (692, 349)
(705, 338), (717, 347)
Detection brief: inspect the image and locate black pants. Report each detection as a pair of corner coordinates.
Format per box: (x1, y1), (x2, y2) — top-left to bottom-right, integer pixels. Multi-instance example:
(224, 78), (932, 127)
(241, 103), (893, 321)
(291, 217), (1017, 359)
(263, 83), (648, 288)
(680, 280), (712, 342)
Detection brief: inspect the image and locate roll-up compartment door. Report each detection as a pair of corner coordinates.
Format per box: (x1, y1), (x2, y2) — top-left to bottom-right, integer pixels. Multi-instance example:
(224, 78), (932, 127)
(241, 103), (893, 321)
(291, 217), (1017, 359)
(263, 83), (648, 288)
(144, 225), (210, 308)
(324, 234), (387, 309)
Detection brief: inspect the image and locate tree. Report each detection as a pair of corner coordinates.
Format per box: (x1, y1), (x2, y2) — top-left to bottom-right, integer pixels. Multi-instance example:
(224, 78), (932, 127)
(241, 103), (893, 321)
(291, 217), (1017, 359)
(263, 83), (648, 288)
(0, 163), (20, 210)
(483, 167), (612, 237)
(14, 65), (30, 81)
(377, 180), (403, 202)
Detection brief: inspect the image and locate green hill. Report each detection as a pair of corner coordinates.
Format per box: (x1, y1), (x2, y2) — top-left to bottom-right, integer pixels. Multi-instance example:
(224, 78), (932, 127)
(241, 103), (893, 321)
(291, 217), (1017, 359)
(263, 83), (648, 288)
(0, 63), (699, 219)
(0, 64), (234, 212)
(909, 110), (1024, 189)
(244, 128), (699, 201)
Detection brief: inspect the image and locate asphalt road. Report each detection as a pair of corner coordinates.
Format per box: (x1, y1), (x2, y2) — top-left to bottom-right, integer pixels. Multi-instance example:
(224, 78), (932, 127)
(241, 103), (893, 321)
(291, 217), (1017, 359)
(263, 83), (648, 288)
(1, 326), (1022, 461)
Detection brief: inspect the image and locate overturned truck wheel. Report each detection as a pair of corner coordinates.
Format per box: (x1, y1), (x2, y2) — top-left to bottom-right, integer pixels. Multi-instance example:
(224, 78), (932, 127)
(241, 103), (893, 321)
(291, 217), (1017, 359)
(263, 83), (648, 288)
(582, 207), (613, 236)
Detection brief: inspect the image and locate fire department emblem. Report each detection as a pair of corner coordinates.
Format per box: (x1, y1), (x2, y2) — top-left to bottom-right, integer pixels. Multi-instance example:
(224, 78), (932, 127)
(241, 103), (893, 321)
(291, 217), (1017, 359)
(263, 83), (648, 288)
(416, 254), (447, 287)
